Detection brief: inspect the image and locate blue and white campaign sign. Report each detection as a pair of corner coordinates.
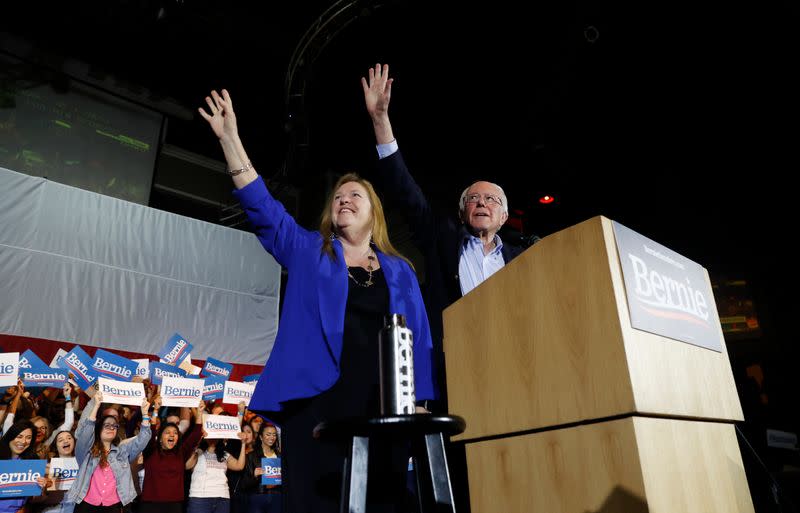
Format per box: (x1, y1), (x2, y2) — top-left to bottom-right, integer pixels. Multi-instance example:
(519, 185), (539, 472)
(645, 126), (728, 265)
(161, 376), (204, 407)
(49, 349), (68, 369)
(21, 363), (68, 388)
(133, 359), (150, 379)
(91, 349), (137, 382)
(613, 221), (723, 352)
(149, 362), (188, 385)
(201, 357), (233, 379)
(222, 381), (255, 406)
(0, 352), (19, 387)
(97, 377), (145, 406)
(19, 350), (47, 370)
(261, 457), (282, 485)
(242, 374), (260, 385)
(48, 458), (78, 491)
(60, 346), (97, 390)
(202, 376), (226, 401)
(0, 459), (47, 497)
(202, 413), (241, 440)
(157, 333), (193, 365)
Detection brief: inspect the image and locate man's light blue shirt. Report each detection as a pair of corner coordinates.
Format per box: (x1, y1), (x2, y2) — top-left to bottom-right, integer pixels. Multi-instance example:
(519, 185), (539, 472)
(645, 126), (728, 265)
(458, 232), (504, 295)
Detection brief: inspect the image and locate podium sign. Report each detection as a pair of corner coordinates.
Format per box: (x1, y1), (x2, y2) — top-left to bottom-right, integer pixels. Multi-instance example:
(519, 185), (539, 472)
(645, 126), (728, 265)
(613, 221), (722, 352)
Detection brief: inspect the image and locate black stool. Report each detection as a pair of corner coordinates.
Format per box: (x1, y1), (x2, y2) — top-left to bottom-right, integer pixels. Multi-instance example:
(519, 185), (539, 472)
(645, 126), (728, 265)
(313, 414), (466, 513)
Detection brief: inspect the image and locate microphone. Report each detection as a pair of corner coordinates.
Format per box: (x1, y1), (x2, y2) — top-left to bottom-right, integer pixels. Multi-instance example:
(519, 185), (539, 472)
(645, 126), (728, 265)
(522, 234), (542, 248)
(500, 225), (541, 249)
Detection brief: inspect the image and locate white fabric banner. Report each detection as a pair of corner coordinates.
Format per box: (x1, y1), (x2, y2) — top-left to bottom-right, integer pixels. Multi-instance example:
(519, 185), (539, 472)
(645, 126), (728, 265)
(0, 167), (280, 364)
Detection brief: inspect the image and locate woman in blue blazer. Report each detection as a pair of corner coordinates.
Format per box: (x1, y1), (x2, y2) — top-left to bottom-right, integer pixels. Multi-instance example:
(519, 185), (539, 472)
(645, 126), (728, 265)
(200, 89), (435, 513)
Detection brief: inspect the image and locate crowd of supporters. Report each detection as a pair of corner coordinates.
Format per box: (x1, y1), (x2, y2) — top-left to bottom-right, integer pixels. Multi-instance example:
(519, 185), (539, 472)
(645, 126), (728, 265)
(0, 378), (281, 513)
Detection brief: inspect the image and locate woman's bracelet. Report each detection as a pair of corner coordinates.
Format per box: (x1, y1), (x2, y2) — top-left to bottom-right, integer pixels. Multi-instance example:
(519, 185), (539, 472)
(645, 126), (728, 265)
(228, 161), (252, 176)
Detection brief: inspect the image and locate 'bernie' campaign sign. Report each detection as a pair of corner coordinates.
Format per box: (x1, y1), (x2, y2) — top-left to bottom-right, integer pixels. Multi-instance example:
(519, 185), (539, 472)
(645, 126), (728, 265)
(0, 460), (47, 498)
(0, 353), (19, 388)
(160, 376), (204, 407)
(91, 349), (137, 382)
(201, 357), (233, 379)
(97, 377), (145, 407)
(202, 376), (226, 401)
(21, 364), (67, 388)
(261, 457), (282, 485)
(157, 333), (193, 365)
(59, 346), (97, 390)
(18, 350), (47, 370)
(149, 362), (188, 385)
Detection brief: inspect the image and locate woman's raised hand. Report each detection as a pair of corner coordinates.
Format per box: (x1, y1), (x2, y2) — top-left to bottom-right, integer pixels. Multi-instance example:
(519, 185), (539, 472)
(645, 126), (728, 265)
(198, 89), (238, 141)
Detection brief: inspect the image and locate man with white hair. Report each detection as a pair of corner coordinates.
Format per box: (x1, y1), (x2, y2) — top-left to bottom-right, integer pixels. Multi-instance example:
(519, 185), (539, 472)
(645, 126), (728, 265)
(455, 180), (514, 295)
(362, 63), (528, 402)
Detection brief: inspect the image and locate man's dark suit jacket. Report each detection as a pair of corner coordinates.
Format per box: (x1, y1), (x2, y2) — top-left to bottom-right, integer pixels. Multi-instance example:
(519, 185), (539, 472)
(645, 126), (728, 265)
(371, 150), (525, 402)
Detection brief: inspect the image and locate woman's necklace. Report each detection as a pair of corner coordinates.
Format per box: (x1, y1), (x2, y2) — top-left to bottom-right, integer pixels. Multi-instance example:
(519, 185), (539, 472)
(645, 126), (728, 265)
(347, 252), (376, 288)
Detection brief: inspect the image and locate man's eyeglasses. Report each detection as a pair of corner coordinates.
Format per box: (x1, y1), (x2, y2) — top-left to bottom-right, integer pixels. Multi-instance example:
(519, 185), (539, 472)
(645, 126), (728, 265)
(464, 193), (503, 207)
(102, 423), (119, 431)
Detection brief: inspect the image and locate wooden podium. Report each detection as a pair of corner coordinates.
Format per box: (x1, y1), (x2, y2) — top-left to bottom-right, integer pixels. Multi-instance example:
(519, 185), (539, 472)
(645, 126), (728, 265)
(442, 216), (754, 513)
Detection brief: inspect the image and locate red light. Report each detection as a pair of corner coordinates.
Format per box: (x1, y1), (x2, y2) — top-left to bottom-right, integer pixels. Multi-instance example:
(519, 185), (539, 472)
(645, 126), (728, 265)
(538, 195), (555, 205)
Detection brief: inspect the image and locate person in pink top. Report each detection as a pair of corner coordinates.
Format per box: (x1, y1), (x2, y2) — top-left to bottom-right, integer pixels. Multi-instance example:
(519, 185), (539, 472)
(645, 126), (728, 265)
(66, 392), (152, 513)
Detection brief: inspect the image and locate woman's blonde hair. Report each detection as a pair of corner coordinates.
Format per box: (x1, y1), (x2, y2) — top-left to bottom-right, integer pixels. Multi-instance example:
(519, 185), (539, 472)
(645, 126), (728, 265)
(320, 173), (412, 269)
(30, 416), (51, 439)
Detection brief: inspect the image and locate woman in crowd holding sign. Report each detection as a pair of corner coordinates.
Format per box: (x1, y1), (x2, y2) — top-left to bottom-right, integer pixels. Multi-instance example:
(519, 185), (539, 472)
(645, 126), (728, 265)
(33, 429), (78, 513)
(185, 423), (247, 513)
(31, 384), (75, 459)
(139, 399), (205, 513)
(199, 86), (435, 513)
(238, 423), (281, 513)
(0, 420), (48, 513)
(66, 391), (151, 513)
